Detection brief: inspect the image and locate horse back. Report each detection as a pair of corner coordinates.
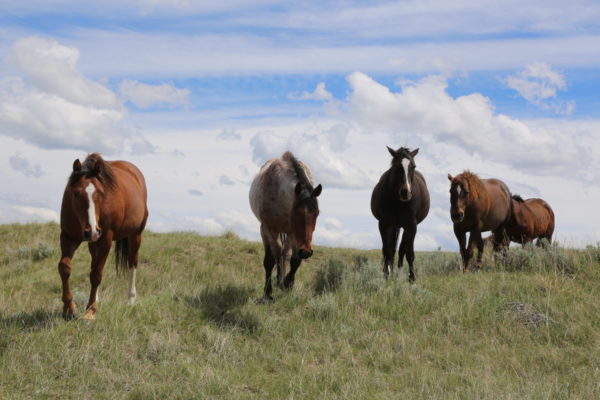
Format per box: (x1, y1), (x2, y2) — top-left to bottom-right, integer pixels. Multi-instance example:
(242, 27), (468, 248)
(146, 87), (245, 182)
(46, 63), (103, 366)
(525, 198), (555, 235)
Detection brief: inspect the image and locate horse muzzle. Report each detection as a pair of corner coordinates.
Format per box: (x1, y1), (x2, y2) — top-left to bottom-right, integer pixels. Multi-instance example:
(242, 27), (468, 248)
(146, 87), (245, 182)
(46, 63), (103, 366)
(451, 211), (464, 223)
(83, 228), (102, 242)
(399, 188), (412, 202)
(297, 248), (313, 259)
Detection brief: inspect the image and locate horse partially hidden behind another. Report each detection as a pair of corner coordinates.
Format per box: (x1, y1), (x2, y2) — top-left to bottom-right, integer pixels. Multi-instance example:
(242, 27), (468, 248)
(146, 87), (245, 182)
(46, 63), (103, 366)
(505, 195), (554, 246)
(371, 146), (430, 281)
(58, 153), (148, 320)
(448, 171), (511, 272)
(249, 151), (322, 301)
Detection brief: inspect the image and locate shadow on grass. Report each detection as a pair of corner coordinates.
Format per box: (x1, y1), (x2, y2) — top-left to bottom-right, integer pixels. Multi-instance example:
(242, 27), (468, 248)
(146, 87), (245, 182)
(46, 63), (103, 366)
(0, 309), (61, 333)
(186, 284), (260, 334)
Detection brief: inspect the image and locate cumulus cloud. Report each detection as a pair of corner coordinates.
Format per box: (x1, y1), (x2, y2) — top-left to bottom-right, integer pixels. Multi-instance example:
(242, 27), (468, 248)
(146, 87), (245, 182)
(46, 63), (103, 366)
(9, 152), (42, 177)
(345, 71), (583, 174)
(0, 36), (153, 154)
(506, 63), (574, 114)
(0, 204), (59, 224)
(119, 80), (190, 109)
(250, 128), (372, 190)
(288, 82), (333, 101)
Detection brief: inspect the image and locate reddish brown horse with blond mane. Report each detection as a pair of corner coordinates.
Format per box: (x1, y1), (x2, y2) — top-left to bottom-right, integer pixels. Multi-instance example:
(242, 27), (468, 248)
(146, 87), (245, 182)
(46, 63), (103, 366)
(505, 195), (555, 246)
(249, 151), (322, 301)
(448, 171), (511, 271)
(58, 153), (148, 320)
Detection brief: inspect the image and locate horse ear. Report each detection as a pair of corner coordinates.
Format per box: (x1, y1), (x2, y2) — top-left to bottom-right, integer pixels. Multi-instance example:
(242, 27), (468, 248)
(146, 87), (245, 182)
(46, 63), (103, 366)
(92, 160), (102, 176)
(73, 159), (82, 172)
(447, 173), (453, 181)
(386, 146), (396, 157)
(410, 148), (419, 158)
(312, 184), (322, 198)
(295, 182), (303, 196)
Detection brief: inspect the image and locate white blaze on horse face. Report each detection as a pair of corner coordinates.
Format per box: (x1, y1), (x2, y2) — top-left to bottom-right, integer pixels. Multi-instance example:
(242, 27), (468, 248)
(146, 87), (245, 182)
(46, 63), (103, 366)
(85, 183), (100, 241)
(456, 185), (462, 196)
(401, 158), (411, 193)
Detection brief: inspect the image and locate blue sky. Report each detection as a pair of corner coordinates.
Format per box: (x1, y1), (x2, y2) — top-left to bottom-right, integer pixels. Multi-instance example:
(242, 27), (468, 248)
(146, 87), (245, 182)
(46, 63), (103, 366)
(1, 0), (599, 250)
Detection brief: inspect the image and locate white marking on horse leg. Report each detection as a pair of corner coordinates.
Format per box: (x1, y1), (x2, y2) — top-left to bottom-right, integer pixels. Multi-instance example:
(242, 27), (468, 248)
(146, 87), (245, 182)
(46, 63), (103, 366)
(401, 158), (411, 193)
(128, 268), (137, 305)
(95, 288), (100, 304)
(85, 183), (99, 241)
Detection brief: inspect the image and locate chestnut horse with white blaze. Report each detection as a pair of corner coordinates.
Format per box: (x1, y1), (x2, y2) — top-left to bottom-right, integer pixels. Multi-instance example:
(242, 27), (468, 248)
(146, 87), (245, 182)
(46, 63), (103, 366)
(448, 171), (511, 272)
(371, 146), (430, 281)
(58, 153), (148, 320)
(249, 151), (322, 301)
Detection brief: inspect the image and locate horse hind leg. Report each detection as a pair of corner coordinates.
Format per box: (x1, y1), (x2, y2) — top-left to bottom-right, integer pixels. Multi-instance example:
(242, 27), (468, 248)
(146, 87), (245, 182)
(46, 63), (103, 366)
(260, 224), (280, 301)
(126, 233), (142, 305)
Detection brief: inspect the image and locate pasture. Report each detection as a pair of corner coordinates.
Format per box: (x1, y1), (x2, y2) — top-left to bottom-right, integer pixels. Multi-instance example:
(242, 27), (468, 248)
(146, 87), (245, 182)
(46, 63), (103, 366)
(1, 223), (599, 399)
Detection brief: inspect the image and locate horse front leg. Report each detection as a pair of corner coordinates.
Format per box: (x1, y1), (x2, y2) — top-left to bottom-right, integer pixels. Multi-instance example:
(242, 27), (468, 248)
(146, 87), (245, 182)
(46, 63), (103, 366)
(284, 254), (301, 290)
(379, 221), (399, 279)
(399, 225), (417, 283)
(473, 231), (484, 270)
(58, 232), (80, 320)
(83, 232), (112, 320)
(454, 226), (468, 272)
(464, 231), (479, 272)
(278, 234), (292, 289)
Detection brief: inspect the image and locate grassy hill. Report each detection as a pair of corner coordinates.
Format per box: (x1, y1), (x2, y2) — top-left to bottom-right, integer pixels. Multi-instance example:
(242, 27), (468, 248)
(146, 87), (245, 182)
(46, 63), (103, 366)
(1, 223), (599, 399)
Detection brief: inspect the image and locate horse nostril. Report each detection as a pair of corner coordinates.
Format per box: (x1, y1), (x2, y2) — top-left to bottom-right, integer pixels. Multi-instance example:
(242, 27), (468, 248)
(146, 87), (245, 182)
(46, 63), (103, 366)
(83, 230), (91, 240)
(97, 228), (103, 237)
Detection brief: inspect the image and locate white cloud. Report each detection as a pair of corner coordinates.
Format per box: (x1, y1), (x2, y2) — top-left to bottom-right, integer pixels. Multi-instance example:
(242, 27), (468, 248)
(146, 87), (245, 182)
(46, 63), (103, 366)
(9, 152), (42, 177)
(506, 62), (574, 114)
(345, 72), (584, 175)
(0, 37), (153, 154)
(119, 80), (189, 109)
(188, 189), (203, 196)
(0, 205), (59, 224)
(288, 82), (333, 101)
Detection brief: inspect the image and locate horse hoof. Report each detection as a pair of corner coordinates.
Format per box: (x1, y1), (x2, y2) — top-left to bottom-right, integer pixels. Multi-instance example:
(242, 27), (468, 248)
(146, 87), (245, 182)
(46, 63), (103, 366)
(128, 297), (136, 306)
(81, 310), (96, 321)
(63, 302), (77, 320)
(257, 296), (274, 304)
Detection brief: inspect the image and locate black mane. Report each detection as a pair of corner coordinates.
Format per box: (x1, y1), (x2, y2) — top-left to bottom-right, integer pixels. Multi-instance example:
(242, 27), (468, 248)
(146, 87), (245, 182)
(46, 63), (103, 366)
(283, 151), (318, 209)
(512, 194), (525, 202)
(68, 153), (117, 191)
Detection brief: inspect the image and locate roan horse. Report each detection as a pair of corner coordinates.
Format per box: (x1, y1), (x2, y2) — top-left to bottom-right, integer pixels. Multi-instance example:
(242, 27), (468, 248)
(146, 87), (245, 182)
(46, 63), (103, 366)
(448, 171), (511, 271)
(371, 147), (430, 281)
(505, 195), (555, 246)
(58, 153), (148, 320)
(249, 151), (322, 300)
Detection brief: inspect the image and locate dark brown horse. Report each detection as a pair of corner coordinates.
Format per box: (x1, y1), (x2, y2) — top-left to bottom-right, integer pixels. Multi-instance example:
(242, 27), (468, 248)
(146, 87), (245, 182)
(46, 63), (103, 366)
(371, 147), (430, 281)
(448, 171), (511, 271)
(506, 195), (555, 246)
(58, 153), (148, 320)
(249, 151), (322, 300)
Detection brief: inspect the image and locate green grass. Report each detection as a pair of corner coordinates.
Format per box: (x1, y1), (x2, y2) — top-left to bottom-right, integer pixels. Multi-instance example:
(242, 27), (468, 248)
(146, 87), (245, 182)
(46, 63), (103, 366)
(1, 223), (599, 399)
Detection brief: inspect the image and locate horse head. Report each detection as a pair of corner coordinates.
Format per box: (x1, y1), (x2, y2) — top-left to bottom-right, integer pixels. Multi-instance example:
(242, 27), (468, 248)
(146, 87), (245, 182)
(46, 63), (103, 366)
(67, 156), (109, 242)
(448, 173), (472, 223)
(291, 182), (322, 259)
(387, 146), (419, 202)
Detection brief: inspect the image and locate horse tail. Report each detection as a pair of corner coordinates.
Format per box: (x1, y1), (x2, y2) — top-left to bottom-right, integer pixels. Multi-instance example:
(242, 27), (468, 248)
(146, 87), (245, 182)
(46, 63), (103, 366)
(115, 238), (131, 275)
